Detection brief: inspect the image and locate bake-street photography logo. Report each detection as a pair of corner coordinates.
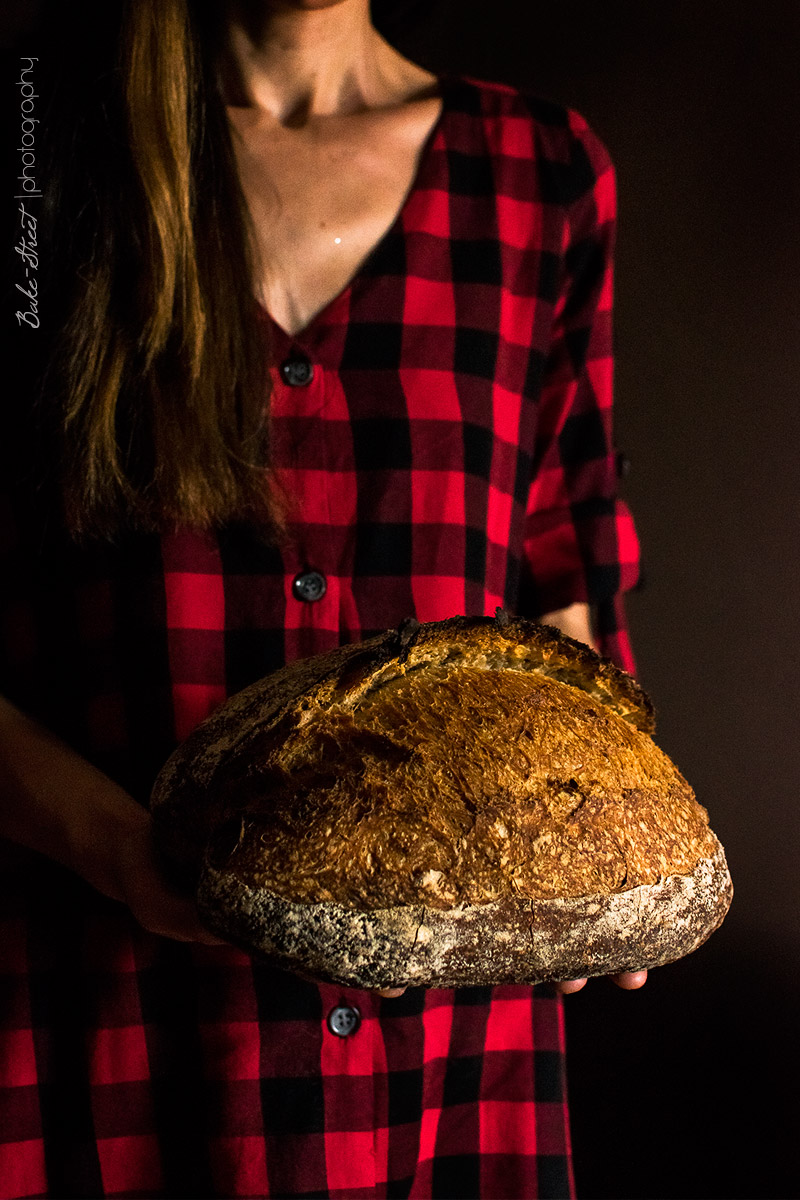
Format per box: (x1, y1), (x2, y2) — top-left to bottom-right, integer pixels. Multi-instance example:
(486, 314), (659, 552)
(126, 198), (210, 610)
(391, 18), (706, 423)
(15, 56), (42, 330)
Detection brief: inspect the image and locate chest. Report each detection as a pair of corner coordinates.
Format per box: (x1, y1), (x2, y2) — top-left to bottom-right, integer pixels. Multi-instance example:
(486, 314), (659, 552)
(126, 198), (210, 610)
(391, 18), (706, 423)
(228, 100), (442, 336)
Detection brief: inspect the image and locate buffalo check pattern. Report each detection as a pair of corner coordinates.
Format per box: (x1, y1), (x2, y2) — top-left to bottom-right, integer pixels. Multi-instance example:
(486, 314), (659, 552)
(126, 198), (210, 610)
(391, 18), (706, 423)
(0, 76), (639, 1197)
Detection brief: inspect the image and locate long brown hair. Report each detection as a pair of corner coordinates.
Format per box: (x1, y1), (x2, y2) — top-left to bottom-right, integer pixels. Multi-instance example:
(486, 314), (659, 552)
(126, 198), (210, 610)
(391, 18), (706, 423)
(31, 0), (285, 542)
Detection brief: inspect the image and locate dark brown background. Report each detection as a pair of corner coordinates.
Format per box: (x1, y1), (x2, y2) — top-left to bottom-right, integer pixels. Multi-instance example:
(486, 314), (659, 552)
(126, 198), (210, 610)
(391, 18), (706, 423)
(4, 1), (799, 1197)
(376, 2), (799, 1197)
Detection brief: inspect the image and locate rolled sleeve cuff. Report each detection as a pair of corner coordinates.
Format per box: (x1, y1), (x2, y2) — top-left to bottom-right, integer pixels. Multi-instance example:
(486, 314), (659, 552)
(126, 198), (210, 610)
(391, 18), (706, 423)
(519, 497), (641, 620)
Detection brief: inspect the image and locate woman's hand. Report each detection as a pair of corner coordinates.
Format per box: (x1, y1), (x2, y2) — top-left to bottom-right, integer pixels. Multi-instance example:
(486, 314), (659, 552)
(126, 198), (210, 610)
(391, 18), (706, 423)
(111, 813), (226, 944)
(554, 970), (648, 994)
(0, 694), (222, 945)
(372, 970), (649, 1001)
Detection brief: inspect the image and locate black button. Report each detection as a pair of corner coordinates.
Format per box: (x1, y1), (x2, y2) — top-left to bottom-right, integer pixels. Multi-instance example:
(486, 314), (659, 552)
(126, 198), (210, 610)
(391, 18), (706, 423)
(327, 1005), (361, 1037)
(292, 570), (327, 603)
(616, 450), (631, 479)
(280, 353), (314, 387)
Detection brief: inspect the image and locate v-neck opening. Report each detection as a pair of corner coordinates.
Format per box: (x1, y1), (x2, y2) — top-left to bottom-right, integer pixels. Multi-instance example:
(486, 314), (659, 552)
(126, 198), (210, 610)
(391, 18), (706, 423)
(254, 76), (452, 343)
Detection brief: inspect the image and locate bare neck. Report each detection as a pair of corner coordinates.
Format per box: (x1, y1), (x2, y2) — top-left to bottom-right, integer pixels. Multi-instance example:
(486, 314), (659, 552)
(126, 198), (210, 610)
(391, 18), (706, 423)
(219, 0), (436, 124)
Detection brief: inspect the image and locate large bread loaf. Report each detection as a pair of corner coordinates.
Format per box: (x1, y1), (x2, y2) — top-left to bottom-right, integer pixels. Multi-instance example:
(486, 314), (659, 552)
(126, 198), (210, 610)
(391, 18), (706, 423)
(150, 613), (732, 988)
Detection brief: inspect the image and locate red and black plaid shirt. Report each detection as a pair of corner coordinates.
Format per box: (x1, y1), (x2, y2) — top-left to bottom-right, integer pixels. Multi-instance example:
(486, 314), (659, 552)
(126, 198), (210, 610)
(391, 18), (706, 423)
(0, 76), (639, 1199)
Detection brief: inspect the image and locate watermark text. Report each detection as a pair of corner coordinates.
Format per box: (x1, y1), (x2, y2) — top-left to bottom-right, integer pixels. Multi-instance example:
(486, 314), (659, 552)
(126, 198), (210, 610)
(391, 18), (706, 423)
(14, 57), (41, 329)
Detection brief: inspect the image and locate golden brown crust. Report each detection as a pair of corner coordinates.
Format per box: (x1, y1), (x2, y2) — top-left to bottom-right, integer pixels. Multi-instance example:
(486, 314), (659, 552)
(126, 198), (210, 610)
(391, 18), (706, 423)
(206, 665), (713, 911)
(150, 613), (732, 987)
(151, 612), (654, 881)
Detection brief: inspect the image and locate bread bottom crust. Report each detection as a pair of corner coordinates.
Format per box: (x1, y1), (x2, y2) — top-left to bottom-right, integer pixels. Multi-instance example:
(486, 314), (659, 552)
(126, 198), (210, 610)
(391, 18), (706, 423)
(196, 838), (733, 989)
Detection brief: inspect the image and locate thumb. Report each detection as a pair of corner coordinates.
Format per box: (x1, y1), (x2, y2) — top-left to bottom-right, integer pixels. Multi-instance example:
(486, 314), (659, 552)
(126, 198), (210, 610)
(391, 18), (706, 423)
(116, 828), (227, 944)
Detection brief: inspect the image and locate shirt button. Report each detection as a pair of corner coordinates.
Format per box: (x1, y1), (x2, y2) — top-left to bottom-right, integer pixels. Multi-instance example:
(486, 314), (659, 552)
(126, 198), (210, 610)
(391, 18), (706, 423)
(292, 570), (327, 603)
(280, 353), (314, 387)
(327, 1005), (361, 1038)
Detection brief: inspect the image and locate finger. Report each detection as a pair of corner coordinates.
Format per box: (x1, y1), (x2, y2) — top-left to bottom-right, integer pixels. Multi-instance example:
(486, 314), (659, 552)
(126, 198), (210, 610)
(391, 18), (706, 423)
(132, 893), (227, 945)
(553, 978), (588, 994)
(143, 918), (227, 945)
(612, 969), (648, 989)
(189, 928), (228, 946)
(165, 903), (227, 945)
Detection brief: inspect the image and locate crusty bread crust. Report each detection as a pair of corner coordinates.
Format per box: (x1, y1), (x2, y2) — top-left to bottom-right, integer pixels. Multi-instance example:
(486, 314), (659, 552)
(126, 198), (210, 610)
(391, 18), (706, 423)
(151, 614), (654, 877)
(150, 612), (733, 986)
(196, 838), (732, 989)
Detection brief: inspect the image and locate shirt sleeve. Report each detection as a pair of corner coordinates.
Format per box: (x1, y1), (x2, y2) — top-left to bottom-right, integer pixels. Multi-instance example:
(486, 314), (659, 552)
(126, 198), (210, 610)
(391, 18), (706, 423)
(518, 112), (640, 673)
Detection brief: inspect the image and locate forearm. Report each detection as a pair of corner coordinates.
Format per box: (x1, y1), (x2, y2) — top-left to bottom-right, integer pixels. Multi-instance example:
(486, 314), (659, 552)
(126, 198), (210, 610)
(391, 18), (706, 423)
(0, 694), (147, 902)
(539, 601), (597, 651)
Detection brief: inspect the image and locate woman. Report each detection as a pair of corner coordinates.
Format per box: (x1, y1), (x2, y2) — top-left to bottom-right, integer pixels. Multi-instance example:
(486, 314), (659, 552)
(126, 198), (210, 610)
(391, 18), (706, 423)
(0, 1), (644, 1196)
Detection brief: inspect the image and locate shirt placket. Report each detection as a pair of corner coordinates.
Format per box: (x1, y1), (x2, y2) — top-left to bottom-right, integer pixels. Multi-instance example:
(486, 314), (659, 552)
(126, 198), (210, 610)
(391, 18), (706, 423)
(271, 338), (344, 662)
(317, 983), (385, 1197)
